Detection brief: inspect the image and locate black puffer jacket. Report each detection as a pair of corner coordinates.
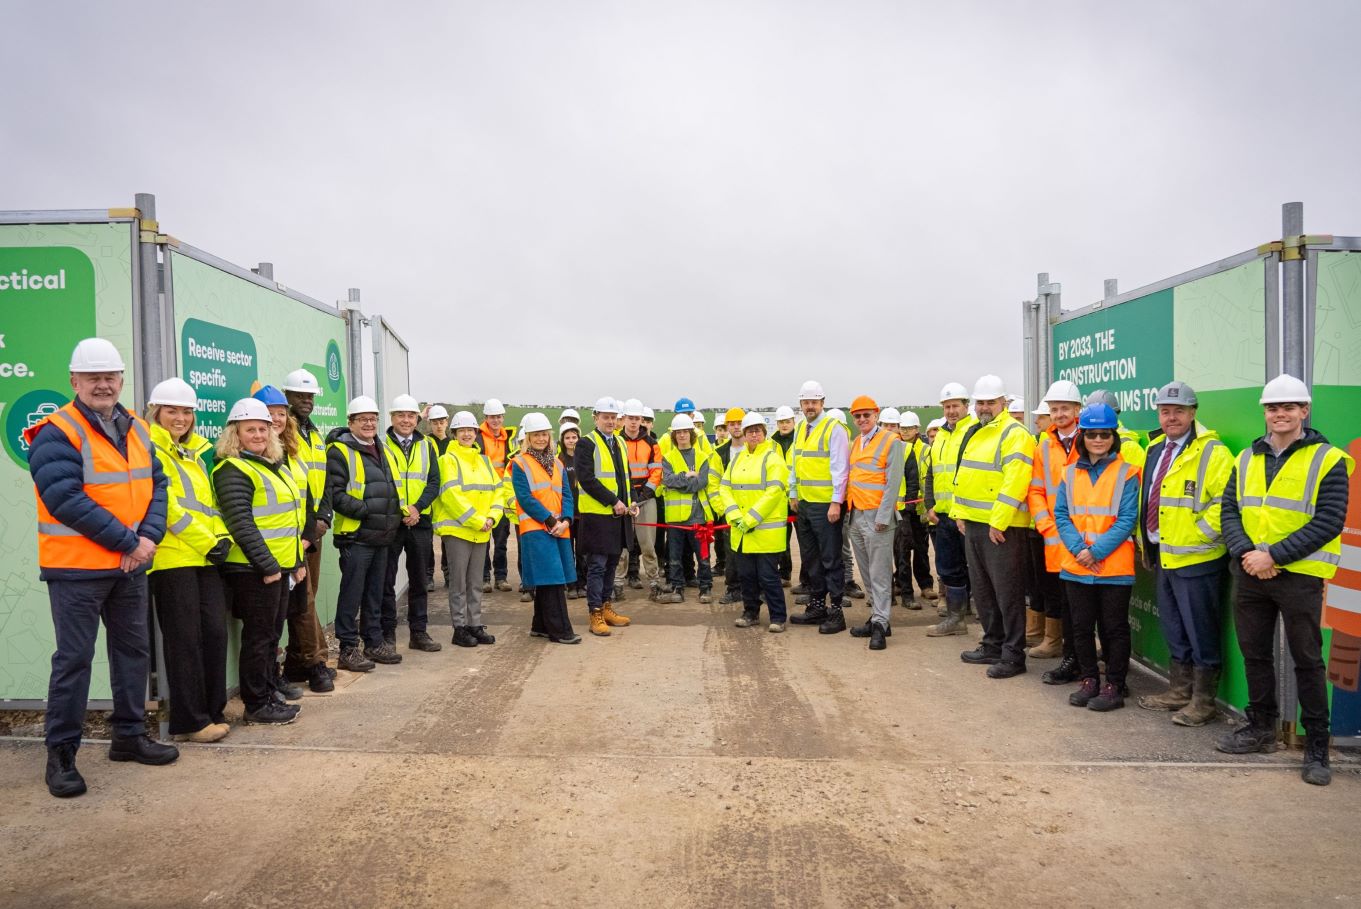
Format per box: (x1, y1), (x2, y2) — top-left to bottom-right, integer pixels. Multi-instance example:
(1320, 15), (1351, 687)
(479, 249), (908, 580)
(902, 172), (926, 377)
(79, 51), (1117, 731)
(326, 427), (402, 547)
(213, 451), (301, 576)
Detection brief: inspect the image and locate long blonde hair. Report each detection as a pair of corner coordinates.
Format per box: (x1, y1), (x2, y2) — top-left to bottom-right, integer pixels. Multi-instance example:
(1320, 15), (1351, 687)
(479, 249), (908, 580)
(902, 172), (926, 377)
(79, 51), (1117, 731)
(277, 413), (301, 460)
(216, 422), (283, 463)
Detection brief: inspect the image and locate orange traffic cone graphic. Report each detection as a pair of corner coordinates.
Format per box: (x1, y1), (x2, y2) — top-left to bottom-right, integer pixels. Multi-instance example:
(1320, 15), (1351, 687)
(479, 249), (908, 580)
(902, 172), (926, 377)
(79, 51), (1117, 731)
(1323, 438), (1361, 691)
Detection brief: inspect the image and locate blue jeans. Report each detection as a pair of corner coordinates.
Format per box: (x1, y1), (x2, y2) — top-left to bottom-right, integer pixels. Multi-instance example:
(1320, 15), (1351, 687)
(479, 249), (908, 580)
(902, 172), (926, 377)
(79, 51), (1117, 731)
(1155, 557), (1226, 668)
(933, 517), (969, 590)
(336, 542), (388, 648)
(793, 502), (844, 605)
(46, 574), (150, 748)
(735, 550), (787, 623)
(667, 526), (713, 592)
(586, 550), (622, 610)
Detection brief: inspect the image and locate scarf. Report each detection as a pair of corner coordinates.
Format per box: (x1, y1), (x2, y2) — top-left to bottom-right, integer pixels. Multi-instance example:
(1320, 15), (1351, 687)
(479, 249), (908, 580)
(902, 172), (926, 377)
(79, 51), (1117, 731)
(528, 446), (557, 474)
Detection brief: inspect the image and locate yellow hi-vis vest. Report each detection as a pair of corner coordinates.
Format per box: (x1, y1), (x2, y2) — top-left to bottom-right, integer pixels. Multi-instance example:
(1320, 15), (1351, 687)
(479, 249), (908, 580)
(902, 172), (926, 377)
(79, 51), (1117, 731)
(1149, 427), (1233, 569)
(576, 429), (631, 516)
(1236, 442), (1354, 579)
(297, 423), (328, 502)
(214, 456), (305, 569)
(660, 443), (721, 525)
(793, 415), (837, 504)
(1118, 423), (1147, 471)
(432, 444), (505, 543)
(150, 424), (227, 572)
(950, 413), (1036, 530)
(929, 414), (977, 514)
(385, 434), (434, 515)
(719, 439), (789, 553)
(329, 441), (401, 535)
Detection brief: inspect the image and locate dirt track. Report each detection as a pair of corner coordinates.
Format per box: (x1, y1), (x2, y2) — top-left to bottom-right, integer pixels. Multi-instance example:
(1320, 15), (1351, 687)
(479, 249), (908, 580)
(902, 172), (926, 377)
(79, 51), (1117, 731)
(2, 552), (1358, 908)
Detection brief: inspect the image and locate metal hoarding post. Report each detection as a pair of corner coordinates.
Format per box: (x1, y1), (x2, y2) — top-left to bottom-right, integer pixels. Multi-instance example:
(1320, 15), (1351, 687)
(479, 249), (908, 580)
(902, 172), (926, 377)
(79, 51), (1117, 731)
(342, 288), (365, 399)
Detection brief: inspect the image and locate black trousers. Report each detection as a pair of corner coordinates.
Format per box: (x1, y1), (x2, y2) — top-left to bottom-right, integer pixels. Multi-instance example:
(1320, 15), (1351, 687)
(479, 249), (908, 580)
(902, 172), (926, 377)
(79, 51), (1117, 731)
(963, 521), (1028, 664)
(734, 550), (787, 623)
(777, 524), (793, 581)
(383, 523), (432, 635)
(151, 566), (229, 734)
(1064, 581), (1132, 686)
(531, 584), (575, 639)
(335, 542), (388, 649)
(905, 511), (933, 592)
(1234, 567), (1329, 735)
(225, 571), (291, 713)
(668, 525), (713, 592)
(483, 516), (511, 582)
(794, 502), (845, 605)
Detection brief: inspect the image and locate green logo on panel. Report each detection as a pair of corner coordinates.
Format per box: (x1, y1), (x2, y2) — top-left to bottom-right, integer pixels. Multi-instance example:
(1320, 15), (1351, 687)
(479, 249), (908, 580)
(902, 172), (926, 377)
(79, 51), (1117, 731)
(325, 339), (343, 392)
(181, 318), (260, 441)
(5, 389), (72, 468)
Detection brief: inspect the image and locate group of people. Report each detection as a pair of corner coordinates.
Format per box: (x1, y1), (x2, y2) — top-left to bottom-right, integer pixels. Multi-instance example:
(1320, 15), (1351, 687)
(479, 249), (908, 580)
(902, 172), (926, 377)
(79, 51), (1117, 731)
(28, 336), (1350, 799)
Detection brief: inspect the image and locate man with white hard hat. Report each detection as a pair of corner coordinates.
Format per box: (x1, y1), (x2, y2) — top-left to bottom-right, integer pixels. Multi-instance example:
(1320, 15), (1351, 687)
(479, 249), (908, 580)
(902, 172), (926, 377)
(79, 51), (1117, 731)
(770, 405), (799, 587)
(327, 395), (404, 671)
(1216, 375), (1351, 786)
(559, 408), (581, 430)
(924, 382), (978, 636)
(789, 379), (851, 629)
(892, 409), (933, 608)
(379, 394), (443, 654)
(477, 398), (517, 593)
(28, 339), (176, 797)
(950, 375), (1037, 678)
(1031, 402), (1051, 434)
(617, 398), (663, 594)
(573, 397), (636, 636)
(416, 404), (452, 591)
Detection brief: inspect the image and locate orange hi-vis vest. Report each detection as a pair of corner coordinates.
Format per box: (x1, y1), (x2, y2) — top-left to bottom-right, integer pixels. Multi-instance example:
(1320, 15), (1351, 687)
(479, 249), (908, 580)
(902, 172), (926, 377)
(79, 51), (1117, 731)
(479, 423), (511, 476)
(1060, 456), (1137, 580)
(1029, 426), (1081, 571)
(847, 427), (896, 511)
(25, 402), (155, 571)
(513, 453), (569, 538)
(624, 432), (662, 492)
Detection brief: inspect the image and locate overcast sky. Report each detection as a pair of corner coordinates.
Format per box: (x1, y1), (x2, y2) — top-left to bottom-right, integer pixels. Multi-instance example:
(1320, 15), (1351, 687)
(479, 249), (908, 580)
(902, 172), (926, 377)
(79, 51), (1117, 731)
(3, 1), (1358, 410)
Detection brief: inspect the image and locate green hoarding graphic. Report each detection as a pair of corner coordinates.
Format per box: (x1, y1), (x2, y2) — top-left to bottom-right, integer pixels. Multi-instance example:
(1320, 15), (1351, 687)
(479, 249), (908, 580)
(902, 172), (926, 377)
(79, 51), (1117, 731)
(0, 222), (137, 701)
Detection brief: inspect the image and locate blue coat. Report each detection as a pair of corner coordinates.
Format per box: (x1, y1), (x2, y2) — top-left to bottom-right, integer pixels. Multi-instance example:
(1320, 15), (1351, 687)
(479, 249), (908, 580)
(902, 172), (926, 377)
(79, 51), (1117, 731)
(512, 457), (577, 588)
(1054, 452), (1139, 586)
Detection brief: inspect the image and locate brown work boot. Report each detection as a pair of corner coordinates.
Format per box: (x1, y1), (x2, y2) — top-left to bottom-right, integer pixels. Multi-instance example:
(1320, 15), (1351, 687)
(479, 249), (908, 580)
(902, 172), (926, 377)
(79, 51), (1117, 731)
(920, 586), (938, 601)
(1027, 618), (1064, 659)
(1138, 660), (1193, 711)
(1172, 666), (1220, 726)
(589, 610), (611, 636)
(1025, 609), (1046, 647)
(600, 603), (631, 626)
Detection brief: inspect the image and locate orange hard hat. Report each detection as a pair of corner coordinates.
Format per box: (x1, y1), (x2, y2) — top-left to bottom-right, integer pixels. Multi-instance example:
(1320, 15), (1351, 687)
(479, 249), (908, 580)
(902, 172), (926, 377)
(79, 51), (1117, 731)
(849, 395), (879, 413)
(724, 407), (745, 424)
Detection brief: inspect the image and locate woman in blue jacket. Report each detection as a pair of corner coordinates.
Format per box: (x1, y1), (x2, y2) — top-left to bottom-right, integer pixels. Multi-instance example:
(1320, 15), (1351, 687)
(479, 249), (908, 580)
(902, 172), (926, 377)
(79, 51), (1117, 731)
(513, 413), (580, 644)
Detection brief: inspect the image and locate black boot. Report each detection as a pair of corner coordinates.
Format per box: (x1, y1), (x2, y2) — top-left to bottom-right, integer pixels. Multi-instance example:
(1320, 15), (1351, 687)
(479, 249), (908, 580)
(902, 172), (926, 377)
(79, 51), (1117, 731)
(471, 626), (496, 645)
(308, 662), (335, 693)
(452, 626), (479, 648)
(108, 732), (180, 766)
(868, 621), (888, 651)
(790, 599), (829, 626)
(818, 603), (847, 635)
(960, 645), (1002, 665)
(409, 630), (443, 652)
(272, 670), (305, 701)
(45, 744), (86, 798)
(850, 620), (892, 638)
(1216, 710), (1278, 755)
(1041, 654), (1081, 685)
(1302, 733), (1332, 786)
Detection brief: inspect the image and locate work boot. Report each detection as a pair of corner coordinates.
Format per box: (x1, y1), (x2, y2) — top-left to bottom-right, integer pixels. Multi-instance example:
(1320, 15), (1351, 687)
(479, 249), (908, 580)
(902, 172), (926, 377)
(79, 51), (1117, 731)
(920, 586), (939, 601)
(471, 626), (496, 645)
(686, 579), (700, 589)
(365, 641), (403, 664)
(1172, 666), (1220, 727)
(960, 645), (1002, 665)
(600, 603), (630, 626)
(850, 620), (892, 638)
(108, 732), (180, 765)
(656, 589), (684, 604)
(1028, 618), (1064, 659)
(409, 630), (443, 652)
(283, 662), (311, 683)
(612, 587), (627, 602)
(790, 599), (828, 626)
(383, 632), (396, 648)
(46, 744), (86, 798)
(589, 610), (611, 637)
(1069, 677), (1100, 707)
(1025, 609), (1046, 648)
(1216, 710), (1278, 754)
(791, 584), (808, 596)
(244, 702), (301, 725)
(845, 580), (865, 599)
(1302, 734), (1332, 786)
(452, 626), (479, 648)
(628, 576), (644, 590)
(308, 662), (335, 693)
(1088, 681), (1125, 711)
(818, 604), (847, 634)
(520, 590), (532, 602)
(734, 611), (760, 628)
(868, 621), (888, 650)
(1041, 654), (1081, 685)
(482, 581), (493, 593)
(719, 590), (741, 605)
(987, 660), (1026, 679)
(272, 670), (305, 701)
(426, 579), (435, 592)
(338, 646), (375, 673)
(781, 578), (791, 588)
(902, 594), (922, 611)
(794, 594), (810, 606)
(1138, 660), (1193, 710)
(768, 622), (785, 633)
(698, 590), (712, 604)
(495, 579), (513, 592)
(926, 584), (970, 637)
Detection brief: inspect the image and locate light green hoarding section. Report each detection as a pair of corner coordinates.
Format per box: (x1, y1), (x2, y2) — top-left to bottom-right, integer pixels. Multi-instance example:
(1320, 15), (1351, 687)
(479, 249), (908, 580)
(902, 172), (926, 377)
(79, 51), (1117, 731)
(0, 222), (138, 702)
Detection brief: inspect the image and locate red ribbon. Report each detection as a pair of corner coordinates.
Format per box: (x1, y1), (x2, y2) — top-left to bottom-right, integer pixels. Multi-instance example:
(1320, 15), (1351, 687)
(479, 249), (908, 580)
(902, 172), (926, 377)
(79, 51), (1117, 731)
(632, 521), (727, 558)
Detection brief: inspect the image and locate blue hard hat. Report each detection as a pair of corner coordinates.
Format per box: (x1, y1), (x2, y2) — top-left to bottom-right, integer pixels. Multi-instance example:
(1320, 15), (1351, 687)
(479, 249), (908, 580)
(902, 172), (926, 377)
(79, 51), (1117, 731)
(1078, 402), (1118, 430)
(674, 397), (696, 413)
(253, 384), (288, 407)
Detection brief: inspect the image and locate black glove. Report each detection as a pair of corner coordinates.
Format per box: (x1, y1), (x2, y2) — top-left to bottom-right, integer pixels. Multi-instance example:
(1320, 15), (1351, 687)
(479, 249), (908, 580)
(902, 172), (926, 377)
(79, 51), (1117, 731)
(206, 538), (233, 566)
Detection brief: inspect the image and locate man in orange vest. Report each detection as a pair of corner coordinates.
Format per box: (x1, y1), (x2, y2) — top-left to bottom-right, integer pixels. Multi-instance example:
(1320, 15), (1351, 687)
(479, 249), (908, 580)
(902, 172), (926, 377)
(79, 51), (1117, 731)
(617, 398), (663, 593)
(26, 339), (177, 798)
(845, 396), (906, 649)
(476, 398), (515, 592)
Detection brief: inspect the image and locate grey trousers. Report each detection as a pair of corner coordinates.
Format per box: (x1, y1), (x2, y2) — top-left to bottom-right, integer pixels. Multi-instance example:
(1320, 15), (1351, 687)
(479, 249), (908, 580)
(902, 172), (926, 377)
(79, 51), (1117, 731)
(963, 520), (1029, 664)
(443, 536), (487, 628)
(617, 496), (661, 583)
(848, 509), (896, 628)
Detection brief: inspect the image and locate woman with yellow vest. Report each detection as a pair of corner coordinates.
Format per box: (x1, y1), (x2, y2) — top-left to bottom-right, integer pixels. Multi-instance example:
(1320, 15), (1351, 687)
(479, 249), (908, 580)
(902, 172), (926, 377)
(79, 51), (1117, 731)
(146, 378), (232, 743)
(512, 413), (580, 644)
(212, 398), (307, 726)
(1217, 374), (1352, 786)
(1053, 402), (1141, 712)
(658, 414), (721, 604)
(434, 410), (506, 648)
(719, 412), (789, 631)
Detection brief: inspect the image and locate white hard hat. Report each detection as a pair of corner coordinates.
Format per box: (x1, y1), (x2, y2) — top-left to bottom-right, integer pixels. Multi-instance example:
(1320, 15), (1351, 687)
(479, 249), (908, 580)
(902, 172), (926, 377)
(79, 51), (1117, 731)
(281, 369), (320, 394)
(148, 377), (197, 408)
(427, 404), (450, 420)
(691, 410), (707, 423)
(389, 393), (420, 414)
(900, 410), (921, 428)
(972, 375), (1007, 400)
(520, 411), (552, 433)
(879, 407), (902, 425)
(347, 395), (380, 416)
(669, 414), (695, 433)
(740, 412), (766, 431)
(1008, 398), (1025, 413)
(828, 408), (847, 424)
(559, 408), (580, 423)
(622, 398), (646, 417)
(1031, 402), (1050, 416)
(939, 382), (968, 403)
(450, 410), (478, 430)
(798, 379), (826, 401)
(642, 406), (655, 420)
(228, 398), (271, 423)
(483, 398), (506, 416)
(1260, 373), (1311, 405)
(927, 417), (946, 429)
(774, 405), (796, 421)
(1042, 379), (1083, 404)
(69, 338), (125, 373)
(592, 396), (620, 414)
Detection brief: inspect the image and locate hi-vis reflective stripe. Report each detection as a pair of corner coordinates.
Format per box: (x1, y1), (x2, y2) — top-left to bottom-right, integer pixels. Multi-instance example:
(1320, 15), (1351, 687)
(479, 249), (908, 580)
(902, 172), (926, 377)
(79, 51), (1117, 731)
(1063, 462), (1133, 518)
(240, 460), (302, 518)
(343, 448), (364, 495)
(166, 456), (219, 518)
(50, 410), (155, 483)
(37, 521), (81, 537)
(1160, 541), (1221, 555)
(1158, 440), (1224, 515)
(1237, 445), (1332, 515)
(724, 455), (779, 491)
(168, 513), (193, 534)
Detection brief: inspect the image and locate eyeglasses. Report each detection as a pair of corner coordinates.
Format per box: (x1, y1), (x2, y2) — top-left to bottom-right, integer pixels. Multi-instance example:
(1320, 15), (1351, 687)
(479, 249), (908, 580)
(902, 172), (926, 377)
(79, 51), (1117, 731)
(1083, 430), (1114, 440)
